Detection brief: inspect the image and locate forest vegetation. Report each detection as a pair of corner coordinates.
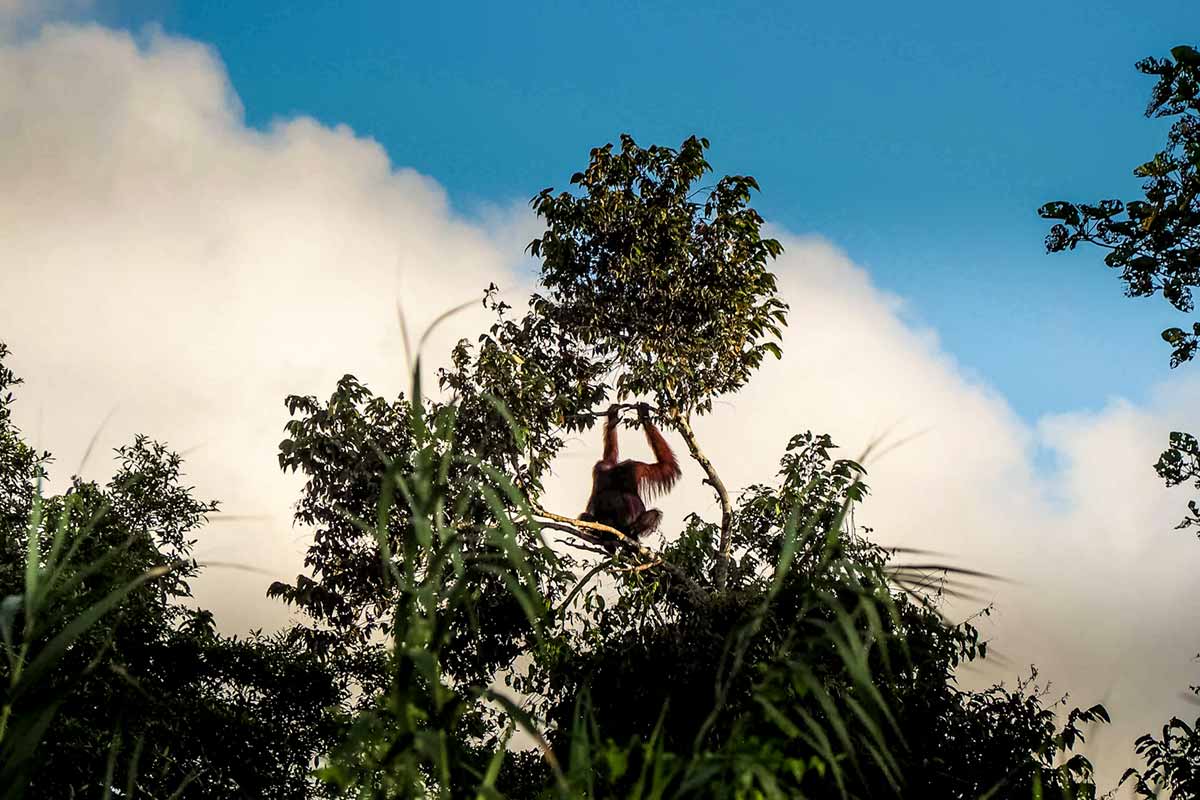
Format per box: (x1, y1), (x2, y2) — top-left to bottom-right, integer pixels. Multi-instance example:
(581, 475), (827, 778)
(2, 43), (1200, 799)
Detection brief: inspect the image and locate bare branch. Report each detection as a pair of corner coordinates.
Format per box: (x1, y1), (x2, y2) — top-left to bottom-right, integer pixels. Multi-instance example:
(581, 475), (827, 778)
(616, 560), (661, 574)
(555, 537), (611, 557)
(537, 521), (612, 553)
(666, 411), (734, 591)
(529, 505), (708, 602)
(566, 402), (650, 421)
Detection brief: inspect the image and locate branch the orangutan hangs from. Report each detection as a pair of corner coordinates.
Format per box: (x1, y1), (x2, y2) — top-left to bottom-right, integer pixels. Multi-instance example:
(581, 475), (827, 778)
(579, 403), (681, 550)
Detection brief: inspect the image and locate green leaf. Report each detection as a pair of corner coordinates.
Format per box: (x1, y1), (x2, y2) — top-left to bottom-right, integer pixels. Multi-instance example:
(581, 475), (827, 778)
(16, 564), (174, 700)
(1171, 45), (1200, 66)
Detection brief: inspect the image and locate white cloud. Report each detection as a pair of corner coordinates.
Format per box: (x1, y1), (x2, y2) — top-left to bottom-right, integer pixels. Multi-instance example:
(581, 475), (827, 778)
(0, 23), (519, 631)
(2, 22), (1198, 792)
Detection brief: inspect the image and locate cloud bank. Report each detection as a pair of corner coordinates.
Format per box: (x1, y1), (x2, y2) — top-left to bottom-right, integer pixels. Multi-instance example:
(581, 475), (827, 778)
(0, 22), (525, 630)
(2, 23), (1197, 790)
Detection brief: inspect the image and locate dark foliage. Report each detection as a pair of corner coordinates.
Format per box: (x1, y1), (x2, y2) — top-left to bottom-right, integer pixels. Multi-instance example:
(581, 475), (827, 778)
(1040, 45), (1200, 370)
(1124, 710), (1200, 798)
(0, 345), (341, 799)
(1041, 43), (1200, 798)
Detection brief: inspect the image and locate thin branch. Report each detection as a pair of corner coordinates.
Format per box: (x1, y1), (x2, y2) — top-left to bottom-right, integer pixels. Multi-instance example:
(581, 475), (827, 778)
(529, 506), (708, 602)
(666, 411), (734, 591)
(566, 403), (645, 421)
(538, 522), (612, 553)
(553, 536), (611, 558)
(616, 560), (661, 574)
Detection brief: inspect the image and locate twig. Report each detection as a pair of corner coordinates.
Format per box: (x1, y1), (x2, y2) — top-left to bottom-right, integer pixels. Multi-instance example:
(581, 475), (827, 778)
(538, 522), (611, 556)
(567, 403), (647, 421)
(559, 539), (611, 557)
(616, 560), (661, 573)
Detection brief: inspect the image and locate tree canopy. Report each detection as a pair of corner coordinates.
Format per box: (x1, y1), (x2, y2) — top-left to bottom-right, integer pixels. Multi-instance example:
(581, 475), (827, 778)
(0, 343), (340, 799)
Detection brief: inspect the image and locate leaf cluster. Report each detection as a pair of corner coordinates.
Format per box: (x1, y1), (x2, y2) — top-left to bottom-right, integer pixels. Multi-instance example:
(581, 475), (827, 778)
(528, 134), (787, 414)
(1122, 712), (1200, 798)
(1039, 45), (1200, 369)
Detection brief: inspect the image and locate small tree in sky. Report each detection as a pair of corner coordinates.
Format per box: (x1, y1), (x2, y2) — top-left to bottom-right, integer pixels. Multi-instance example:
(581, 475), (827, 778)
(274, 135), (1106, 798)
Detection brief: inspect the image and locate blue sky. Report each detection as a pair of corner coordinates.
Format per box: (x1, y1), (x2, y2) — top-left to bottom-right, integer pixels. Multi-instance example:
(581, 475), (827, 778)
(90, 0), (1200, 421)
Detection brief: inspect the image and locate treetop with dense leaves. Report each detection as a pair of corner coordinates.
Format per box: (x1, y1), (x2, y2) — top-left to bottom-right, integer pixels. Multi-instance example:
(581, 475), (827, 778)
(529, 134), (788, 415)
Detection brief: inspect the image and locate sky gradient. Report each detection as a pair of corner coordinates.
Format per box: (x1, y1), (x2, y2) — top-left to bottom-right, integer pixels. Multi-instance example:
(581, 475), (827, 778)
(93, 0), (1200, 419)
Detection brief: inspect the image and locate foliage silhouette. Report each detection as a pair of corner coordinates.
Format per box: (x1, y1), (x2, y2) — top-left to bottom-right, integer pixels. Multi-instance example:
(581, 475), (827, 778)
(1041, 43), (1200, 798)
(0, 343), (340, 798)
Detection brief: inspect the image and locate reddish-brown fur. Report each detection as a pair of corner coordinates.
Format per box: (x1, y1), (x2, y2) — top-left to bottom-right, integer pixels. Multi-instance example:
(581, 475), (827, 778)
(580, 404), (681, 548)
